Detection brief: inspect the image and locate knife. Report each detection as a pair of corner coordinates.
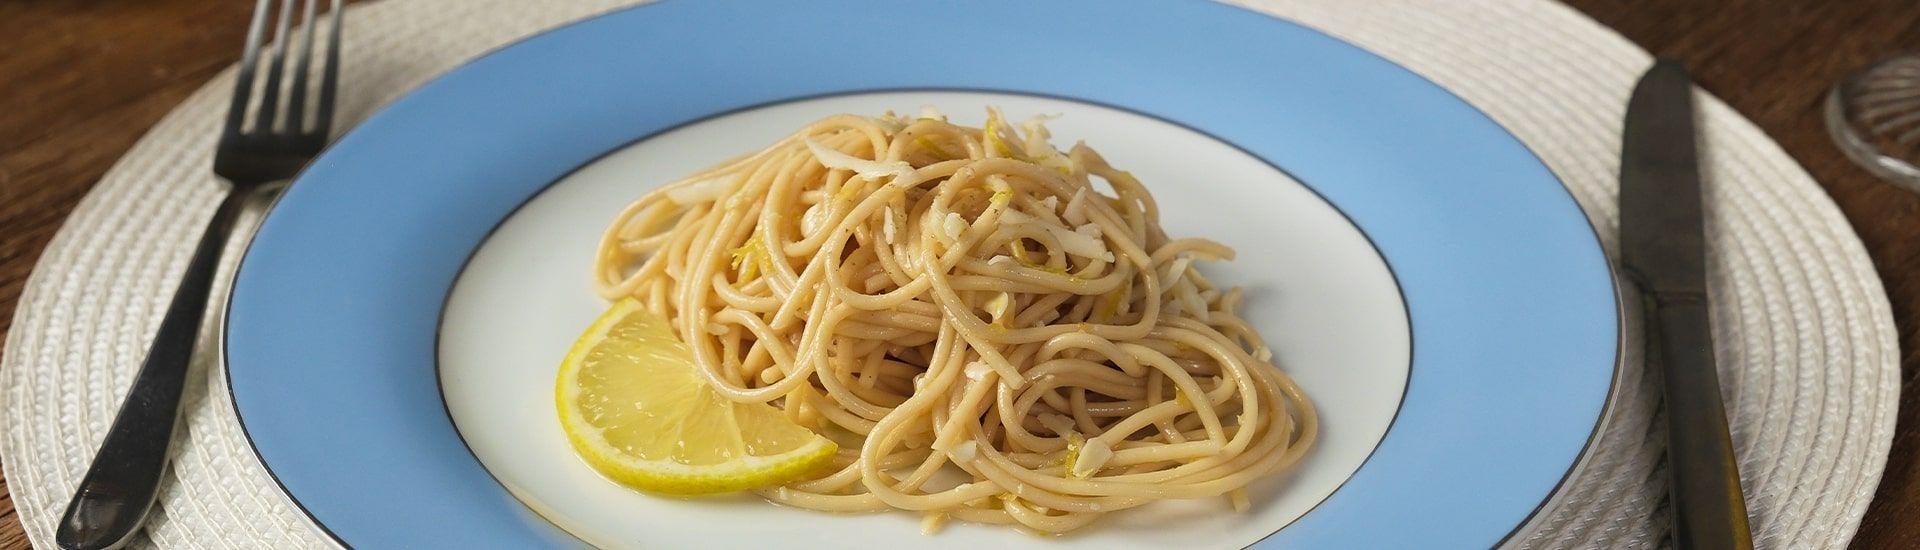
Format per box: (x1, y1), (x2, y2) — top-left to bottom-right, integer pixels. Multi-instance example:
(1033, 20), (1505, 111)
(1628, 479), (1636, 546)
(1617, 59), (1754, 550)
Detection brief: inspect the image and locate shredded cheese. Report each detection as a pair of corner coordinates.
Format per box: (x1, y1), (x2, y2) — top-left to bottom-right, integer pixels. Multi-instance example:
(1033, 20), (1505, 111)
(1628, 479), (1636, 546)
(983, 108), (1020, 159)
(1071, 436), (1113, 479)
(951, 440), (979, 462)
(1038, 414), (1076, 437)
(805, 138), (914, 182)
(1063, 188), (1092, 225)
(942, 212), (968, 242)
(965, 361), (994, 381)
(883, 207), (899, 243)
(1046, 224), (1110, 262)
(984, 292), (1013, 326)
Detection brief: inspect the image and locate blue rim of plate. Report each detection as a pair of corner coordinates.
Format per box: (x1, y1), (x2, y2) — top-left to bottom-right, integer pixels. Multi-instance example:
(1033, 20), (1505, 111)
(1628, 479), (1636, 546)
(225, 0), (1620, 547)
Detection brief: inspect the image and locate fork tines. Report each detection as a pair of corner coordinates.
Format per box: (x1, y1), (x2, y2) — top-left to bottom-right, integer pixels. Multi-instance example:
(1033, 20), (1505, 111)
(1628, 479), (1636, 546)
(226, 0), (342, 141)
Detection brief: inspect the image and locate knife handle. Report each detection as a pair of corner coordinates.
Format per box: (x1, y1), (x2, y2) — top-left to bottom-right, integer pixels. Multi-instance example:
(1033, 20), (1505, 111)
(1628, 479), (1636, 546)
(1652, 297), (1754, 550)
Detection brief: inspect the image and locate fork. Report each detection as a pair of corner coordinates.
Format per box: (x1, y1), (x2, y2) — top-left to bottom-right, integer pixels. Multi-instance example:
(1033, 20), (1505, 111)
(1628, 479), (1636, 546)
(55, 1), (341, 548)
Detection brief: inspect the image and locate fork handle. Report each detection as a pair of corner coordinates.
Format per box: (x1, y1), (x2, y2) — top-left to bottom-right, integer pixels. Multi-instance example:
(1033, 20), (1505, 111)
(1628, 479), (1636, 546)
(55, 190), (248, 550)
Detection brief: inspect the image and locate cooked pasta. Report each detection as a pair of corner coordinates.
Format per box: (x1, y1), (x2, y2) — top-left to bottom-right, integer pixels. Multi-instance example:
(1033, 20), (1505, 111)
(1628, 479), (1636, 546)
(593, 108), (1316, 534)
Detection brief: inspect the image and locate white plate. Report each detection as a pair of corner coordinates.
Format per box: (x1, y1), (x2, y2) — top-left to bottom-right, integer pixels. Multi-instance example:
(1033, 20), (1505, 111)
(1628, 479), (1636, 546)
(440, 91), (1410, 549)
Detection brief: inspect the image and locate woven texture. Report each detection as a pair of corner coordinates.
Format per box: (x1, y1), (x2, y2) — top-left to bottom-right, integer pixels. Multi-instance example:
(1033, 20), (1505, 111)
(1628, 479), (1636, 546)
(0, 0), (1898, 548)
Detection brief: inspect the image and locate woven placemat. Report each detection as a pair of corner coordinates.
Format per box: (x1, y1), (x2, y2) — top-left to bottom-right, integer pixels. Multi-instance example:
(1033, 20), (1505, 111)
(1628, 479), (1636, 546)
(1, 0), (1898, 548)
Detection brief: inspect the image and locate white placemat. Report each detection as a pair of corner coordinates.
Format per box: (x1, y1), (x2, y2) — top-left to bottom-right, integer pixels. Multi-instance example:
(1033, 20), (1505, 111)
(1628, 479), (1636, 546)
(1, 0), (1898, 548)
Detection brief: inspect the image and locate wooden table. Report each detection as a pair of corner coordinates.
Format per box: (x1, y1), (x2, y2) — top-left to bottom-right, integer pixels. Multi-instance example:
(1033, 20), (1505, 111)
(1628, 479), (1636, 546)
(1, 0), (1917, 547)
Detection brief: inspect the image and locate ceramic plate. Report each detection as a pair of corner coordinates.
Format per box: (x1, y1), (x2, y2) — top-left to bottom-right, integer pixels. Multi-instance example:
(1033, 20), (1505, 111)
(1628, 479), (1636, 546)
(226, 1), (1618, 548)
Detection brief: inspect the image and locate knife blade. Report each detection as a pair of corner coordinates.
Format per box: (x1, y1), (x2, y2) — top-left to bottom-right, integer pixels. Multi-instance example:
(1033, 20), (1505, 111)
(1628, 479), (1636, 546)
(1617, 59), (1754, 550)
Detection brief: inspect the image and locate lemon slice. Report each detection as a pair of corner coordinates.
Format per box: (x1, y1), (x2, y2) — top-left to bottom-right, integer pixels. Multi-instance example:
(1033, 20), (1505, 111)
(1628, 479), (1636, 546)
(556, 298), (836, 495)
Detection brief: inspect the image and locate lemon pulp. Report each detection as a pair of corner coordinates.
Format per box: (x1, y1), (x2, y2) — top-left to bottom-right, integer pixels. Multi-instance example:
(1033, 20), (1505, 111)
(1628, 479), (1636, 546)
(556, 298), (835, 495)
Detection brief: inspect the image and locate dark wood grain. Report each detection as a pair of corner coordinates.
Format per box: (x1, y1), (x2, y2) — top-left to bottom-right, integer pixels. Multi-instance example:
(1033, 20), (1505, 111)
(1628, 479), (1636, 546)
(0, 0), (1915, 548)
(0, 1), (279, 548)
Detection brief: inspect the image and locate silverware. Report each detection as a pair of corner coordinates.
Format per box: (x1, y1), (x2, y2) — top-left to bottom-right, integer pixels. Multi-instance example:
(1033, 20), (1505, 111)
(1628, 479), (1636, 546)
(1617, 60), (1753, 550)
(55, 1), (342, 548)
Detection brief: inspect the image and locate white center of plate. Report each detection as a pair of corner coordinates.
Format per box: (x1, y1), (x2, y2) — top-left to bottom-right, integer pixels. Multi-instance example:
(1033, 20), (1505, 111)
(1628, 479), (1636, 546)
(439, 91), (1410, 549)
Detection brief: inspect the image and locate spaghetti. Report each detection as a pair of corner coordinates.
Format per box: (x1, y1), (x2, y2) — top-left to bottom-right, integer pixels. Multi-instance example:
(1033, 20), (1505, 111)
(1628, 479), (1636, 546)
(593, 109), (1316, 534)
